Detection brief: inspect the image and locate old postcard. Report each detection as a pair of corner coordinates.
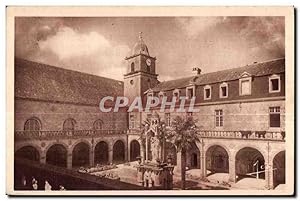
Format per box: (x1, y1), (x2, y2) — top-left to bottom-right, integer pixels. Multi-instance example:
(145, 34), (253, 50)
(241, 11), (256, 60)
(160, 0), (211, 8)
(6, 6), (294, 196)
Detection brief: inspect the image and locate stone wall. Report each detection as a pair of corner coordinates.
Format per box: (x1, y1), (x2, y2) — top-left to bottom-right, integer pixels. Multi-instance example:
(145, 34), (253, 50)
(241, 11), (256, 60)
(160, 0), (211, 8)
(15, 98), (128, 131)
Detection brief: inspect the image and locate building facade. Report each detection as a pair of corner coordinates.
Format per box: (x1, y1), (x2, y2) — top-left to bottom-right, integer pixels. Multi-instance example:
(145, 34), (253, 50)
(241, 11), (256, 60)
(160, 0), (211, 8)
(14, 35), (286, 190)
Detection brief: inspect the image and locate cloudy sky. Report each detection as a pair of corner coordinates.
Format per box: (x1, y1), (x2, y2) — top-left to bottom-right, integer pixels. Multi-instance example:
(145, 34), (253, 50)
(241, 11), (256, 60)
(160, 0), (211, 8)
(15, 17), (285, 81)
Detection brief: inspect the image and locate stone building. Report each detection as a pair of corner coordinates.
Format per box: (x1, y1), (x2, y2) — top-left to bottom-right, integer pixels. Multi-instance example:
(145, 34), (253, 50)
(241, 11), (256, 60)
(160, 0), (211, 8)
(14, 34), (286, 190)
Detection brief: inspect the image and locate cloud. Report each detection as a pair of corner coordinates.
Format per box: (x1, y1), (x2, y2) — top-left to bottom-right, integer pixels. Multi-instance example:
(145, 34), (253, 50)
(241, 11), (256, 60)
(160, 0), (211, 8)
(34, 26), (130, 80)
(176, 16), (285, 62)
(176, 17), (225, 38)
(39, 27), (111, 59)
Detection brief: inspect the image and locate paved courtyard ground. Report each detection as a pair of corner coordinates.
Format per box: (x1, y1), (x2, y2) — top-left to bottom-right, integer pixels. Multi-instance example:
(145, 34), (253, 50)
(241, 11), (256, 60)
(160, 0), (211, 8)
(88, 162), (283, 190)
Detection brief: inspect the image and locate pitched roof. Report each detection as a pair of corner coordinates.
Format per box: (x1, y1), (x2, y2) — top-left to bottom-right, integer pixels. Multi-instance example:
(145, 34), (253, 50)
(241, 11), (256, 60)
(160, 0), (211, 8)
(15, 58), (124, 105)
(152, 58), (285, 92)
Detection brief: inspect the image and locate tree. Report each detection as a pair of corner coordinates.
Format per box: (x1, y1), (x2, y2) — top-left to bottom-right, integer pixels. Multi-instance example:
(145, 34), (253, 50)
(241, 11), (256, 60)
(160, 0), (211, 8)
(166, 115), (199, 190)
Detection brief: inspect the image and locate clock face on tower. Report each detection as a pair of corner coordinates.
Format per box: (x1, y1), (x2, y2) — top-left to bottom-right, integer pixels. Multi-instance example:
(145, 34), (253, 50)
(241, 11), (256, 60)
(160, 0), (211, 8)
(146, 58), (151, 66)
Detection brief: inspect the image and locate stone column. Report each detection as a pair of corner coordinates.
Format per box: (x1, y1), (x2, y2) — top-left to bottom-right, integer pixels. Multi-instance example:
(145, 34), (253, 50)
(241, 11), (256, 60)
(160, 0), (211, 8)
(40, 151), (46, 164)
(264, 162), (274, 190)
(108, 148), (113, 164)
(124, 141), (128, 162)
(229, 155), (236, 183)
(200, 152), (206, 179)
(67, 152), (72, 169)
(269, 164), (274, 189)
(90, 149), (94, 167)
(140, 143), (145, 163)
(128, 142), (131, 162)
(145, 134), (148, 162)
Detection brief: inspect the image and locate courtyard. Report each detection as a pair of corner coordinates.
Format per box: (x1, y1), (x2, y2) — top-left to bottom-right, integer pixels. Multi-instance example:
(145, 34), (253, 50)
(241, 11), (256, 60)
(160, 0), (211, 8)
(82, 161), (284, 190)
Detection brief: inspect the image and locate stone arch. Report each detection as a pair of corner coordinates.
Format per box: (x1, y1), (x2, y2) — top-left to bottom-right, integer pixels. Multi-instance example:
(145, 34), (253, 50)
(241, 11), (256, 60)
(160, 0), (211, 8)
(273, 150), (285, 188)
(70, 139), (92, 151)
(63, 118), (76, 131)
(93, 119), (104, 130)
(206, 145), (229, 174)
(94, 141), (109, 165)
(46, 144), (68, 167)
(235, 147), (265, 181)
(130, 140), (140, 161)
(24, 116), (42, 131)
(113, 140), (125, 164)
(15, 145), (40, 161)
(204, 142), (231, 156)
(72, 142), (90, 167)
(187, 142), (200, 169)
(233, 143), (268, 161)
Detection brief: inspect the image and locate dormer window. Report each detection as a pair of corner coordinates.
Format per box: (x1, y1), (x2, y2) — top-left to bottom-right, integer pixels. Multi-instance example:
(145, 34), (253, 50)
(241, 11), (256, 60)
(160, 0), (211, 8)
(239, 78), (252, 96)
(147, 91), (154, 104)
(219, 82), (228, 98)
(269, 74), (281, 93)
(204, 85), (211, 100)
(158, 91), (166, 101)
(186, 86), (195, 99)
(173, 89), (180, 101)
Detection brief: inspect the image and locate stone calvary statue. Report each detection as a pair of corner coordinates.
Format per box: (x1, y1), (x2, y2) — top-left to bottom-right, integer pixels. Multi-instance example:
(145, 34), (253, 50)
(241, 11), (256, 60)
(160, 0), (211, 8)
(150, 133), (161, 163)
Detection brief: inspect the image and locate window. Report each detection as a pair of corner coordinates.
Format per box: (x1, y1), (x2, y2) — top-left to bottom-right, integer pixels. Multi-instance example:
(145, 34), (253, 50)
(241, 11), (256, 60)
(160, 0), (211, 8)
(165, 113), (171, 127)
(186, 86), (195, 99)
(93, 119), (103, 130)
(239, 79), (251, 95)
(219, 83), (228, 98)
(129, 113), (135, 129)
(63, 118), (76, 131)
(147, 65), (151, 73)
(173, 89), (180, 101)
(131, 62), (135, 72)
(215, 110), (223, 127)
(269, 74), (281, 93)
(204, 85), (211, 100)
(269, 107), (280, 128)
(24, 118), (41, 131)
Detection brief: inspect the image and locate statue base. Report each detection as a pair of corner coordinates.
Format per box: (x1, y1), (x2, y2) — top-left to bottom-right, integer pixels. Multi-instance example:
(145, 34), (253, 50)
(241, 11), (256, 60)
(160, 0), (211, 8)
(136, 162), (174, 190)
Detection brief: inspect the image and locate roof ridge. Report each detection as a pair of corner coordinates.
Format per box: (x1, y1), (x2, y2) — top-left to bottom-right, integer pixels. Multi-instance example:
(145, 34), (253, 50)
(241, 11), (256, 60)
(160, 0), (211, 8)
(15, 57), (124, 84)
(198, 57), (285, 77)
(158, 57), (285, 84)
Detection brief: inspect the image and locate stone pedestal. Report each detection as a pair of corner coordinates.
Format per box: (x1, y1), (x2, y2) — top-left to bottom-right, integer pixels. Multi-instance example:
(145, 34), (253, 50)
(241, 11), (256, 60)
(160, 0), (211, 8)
(136, 162), (174, 189)
(67, 153), (72, 169)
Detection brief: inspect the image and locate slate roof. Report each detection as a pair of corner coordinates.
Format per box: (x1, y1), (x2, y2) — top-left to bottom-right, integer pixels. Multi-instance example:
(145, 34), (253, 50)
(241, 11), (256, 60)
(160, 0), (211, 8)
(152, 58), (285, 92)
(15, 58), (124, 105)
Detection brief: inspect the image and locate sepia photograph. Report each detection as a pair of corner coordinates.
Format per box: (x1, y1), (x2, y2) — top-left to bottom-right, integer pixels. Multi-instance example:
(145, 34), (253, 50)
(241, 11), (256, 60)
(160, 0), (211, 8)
(6, 6), (295, 196)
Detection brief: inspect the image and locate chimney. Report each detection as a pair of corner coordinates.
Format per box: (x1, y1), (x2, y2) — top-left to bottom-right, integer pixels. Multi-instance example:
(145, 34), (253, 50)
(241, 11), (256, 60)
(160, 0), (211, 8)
(192, 67), (201, 75)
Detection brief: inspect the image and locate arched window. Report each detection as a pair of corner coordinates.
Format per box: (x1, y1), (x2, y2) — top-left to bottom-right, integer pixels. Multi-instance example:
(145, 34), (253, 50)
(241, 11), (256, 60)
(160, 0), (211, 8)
(63, 118), (76, 131)
(131, 62), (135, 72)
(93, 119), (103, 130)
(24, 117), (41, 131)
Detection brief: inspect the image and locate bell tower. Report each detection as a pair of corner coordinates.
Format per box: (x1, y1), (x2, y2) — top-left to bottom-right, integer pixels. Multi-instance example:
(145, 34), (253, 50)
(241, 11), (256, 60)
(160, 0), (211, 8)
(124, 32), (158, 103)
